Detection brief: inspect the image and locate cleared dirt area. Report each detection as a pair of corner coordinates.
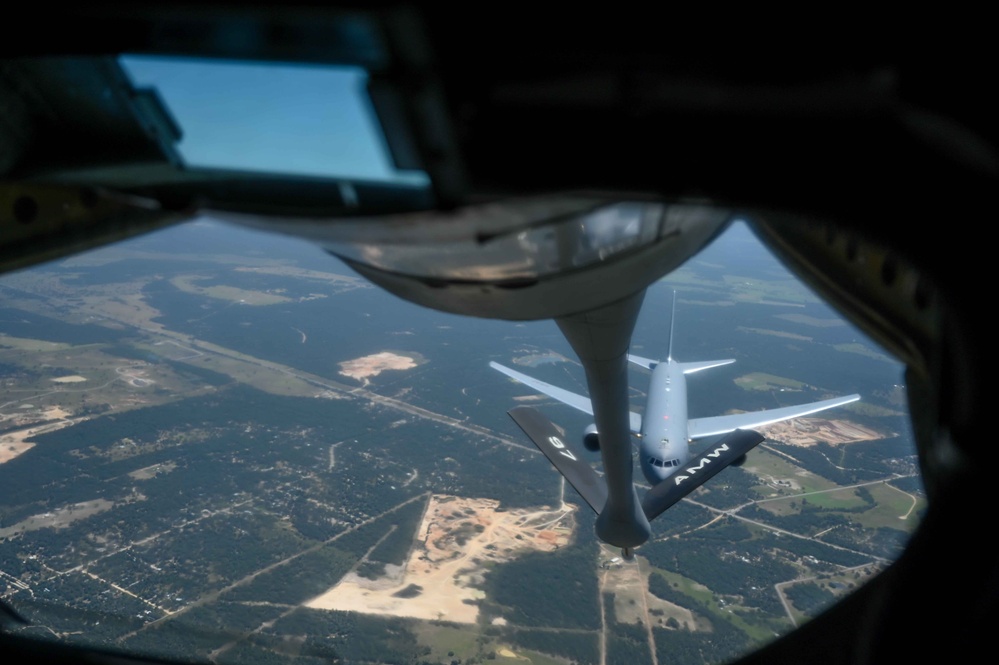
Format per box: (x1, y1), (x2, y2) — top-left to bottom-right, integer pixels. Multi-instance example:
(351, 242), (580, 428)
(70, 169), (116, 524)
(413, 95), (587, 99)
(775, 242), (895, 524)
(760, 417), (884, 447)
(307, 495), (575, 623)
(128, 461), (177, 480)
(0, 418), (79, 464)
(0, 499), (114, 537)
(0, 440), (34, 464)
(51, 375), (87, 383)
(339, 352), (418, 383)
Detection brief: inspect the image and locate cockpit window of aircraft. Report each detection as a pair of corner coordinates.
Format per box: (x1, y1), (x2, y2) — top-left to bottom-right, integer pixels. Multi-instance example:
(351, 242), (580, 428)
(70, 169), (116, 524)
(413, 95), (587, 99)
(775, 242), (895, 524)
(119, 55), (429, 185)
(0, 216), (923, 665)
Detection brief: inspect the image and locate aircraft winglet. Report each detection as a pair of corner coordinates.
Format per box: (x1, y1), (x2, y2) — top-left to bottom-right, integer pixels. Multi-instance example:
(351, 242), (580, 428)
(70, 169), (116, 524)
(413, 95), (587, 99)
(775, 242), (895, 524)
(507, 406), (607, 514)
(641, 429), (764, 521)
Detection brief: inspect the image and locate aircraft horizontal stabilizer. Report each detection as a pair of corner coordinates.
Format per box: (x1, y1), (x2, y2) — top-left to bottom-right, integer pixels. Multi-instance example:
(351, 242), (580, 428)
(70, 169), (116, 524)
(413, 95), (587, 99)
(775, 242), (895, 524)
(627, 354), (658, 370)
(641, 429), (764, 521)
(677, 359), (736, 374)
(507, 406), (608, 514)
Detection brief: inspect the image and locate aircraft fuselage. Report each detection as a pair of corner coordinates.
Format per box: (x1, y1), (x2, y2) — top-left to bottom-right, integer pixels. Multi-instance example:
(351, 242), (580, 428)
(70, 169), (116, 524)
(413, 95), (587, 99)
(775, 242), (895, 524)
(639, 359), (690, 485)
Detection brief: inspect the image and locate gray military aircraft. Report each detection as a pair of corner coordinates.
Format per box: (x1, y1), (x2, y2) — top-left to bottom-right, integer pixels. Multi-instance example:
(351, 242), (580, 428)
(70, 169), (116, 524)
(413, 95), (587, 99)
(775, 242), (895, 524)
(492, 296), (860, 551)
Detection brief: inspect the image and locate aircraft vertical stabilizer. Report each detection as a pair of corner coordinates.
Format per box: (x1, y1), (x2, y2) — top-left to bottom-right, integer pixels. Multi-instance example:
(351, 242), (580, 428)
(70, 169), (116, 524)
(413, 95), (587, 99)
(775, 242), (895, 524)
(666, 290), (677, 362)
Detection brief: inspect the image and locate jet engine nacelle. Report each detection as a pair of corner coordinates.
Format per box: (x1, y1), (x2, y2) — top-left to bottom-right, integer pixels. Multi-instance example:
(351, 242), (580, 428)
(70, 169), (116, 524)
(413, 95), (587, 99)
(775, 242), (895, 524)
(731, 453), (748, 467)
(583, 424), (600, 452)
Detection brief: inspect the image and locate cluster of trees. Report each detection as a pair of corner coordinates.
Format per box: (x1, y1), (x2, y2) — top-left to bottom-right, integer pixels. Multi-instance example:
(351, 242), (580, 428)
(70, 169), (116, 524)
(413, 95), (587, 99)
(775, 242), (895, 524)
(646, 501), (716, 539)
(87, 512), (314, 611)
(221, 545), (358, 606)
(270, 609), (426, 665)
(642, 536), (797, 599)
(645, 574), (754, 664)
(647, 574), (687, 607)
(773, 442), (882, 486)
(15, 572), (149, 645)
(365, 498), (428, 568)
(838, 435), (922, 476)
(784, 582), (837, 615)
(820, 524), (911, 560)
(653, 620), (751, 665)
(688, 466), (760, 510)
(608, 620), (651, 665)
(124, 606), (244, 661)
(486, 544), (600, 630)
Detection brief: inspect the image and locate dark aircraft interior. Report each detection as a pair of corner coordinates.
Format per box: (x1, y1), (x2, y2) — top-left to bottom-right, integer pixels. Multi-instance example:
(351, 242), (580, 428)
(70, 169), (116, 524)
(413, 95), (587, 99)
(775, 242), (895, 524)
(1, 6), (995, 663)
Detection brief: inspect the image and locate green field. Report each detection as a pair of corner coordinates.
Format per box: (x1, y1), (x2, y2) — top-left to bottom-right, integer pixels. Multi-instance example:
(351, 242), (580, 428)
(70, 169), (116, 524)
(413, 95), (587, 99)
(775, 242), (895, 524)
(0, 334), (73, 353)
(746, 449), (842, 497)
(415, 622), (482, 662)
(802, 487), (870, 511)
(734, 373), (806, 391)
(170, 275), (292, 305)
(833, 342), (896, 363)
(649, 569), (782, 643)
(850, 482), (924, 529)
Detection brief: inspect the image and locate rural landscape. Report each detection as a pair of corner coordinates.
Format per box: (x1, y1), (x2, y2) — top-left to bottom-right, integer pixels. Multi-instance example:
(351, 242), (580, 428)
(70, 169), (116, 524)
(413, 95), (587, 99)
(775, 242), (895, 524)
(0, 219), (920, 665)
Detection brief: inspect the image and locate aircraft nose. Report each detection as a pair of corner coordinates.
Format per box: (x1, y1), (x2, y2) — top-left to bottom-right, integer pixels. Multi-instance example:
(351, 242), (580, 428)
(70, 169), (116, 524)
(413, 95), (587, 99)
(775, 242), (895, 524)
(642, 462), (671, 486)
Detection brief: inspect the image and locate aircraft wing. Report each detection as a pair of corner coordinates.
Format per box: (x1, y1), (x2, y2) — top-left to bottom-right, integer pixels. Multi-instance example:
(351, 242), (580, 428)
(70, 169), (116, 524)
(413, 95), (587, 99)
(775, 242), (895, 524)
(642, 429), (764, 521)
(507, 406), (607, 514)
(490, 361), (642, 433)
(687, 394), (861, 439)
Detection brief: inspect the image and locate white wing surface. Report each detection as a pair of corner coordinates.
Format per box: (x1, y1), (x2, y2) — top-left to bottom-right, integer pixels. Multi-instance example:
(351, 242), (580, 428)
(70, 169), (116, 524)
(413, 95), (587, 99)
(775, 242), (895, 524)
(687, 394), (860, 439)
(626, 354), (658, 370)
(677, 359), (736, 374)
(490, 361), (643, 433)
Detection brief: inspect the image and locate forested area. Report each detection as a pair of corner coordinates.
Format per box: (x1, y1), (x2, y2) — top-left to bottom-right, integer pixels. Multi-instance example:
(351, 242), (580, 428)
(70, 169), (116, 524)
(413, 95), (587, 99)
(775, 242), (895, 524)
(486, 544), (600, 630)
(686, 465), (760, 509)
(502, 626), (599, 665)
(0, 384), (363, 523)
(737, 504), (905, 563)
(642, 535), (796, 601)
(772, 443), (882, 485)
(0, 359), (602, 662)
(0, 308), (127, 344)
(654, 622), (752, 665)
(16, 574), (148, 644)
(87, 512), (315, 612)
(784, 582), (836, 615)
(607, 619), (651, 665)
(838, 434), (921, 473)
(358, 498), (429, 579)
(0, 242), (922, 665)
(890, 475), (924, 493)
(269, 609), (426, 665)
(819, 525), (911, 560)
(647, 501), (716, 538)
(218, 545), (358, 605)
(647, 573), (687, 606)
(646, 574), (753, 665)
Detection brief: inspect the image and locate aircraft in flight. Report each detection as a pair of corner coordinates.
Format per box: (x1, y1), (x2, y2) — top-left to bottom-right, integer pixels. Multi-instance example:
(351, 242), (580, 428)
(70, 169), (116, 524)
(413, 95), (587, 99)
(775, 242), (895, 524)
(491, 296), (860, 551)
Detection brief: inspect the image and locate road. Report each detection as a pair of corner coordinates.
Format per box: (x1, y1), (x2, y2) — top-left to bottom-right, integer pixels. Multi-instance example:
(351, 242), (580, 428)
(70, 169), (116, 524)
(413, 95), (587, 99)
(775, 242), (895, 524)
(116, 493), (429, 644)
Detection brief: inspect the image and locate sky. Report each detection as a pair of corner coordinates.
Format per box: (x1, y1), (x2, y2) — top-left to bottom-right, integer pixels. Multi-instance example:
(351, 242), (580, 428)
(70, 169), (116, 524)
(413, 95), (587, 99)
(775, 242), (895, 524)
(120, 55), (426, 184)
